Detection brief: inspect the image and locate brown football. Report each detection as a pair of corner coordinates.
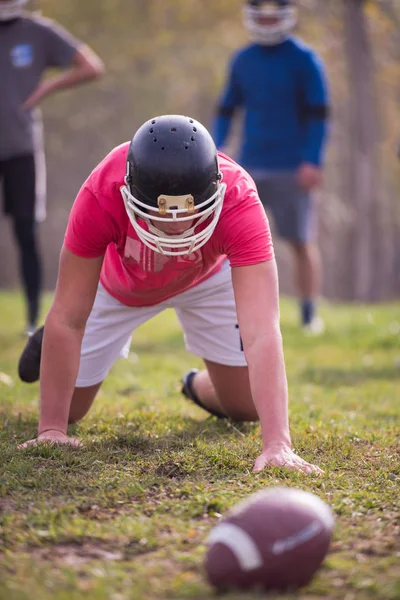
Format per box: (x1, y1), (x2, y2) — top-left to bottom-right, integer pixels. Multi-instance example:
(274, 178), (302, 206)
(205, 487), (335, 592)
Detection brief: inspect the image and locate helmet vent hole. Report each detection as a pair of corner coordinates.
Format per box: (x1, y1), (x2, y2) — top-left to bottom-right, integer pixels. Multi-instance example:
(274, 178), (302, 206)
(151, 120), (156, 124)
(189, 119), (194, 123)
(153, 138), (157, 142)
(149, 128), (154, 133)
(184, 143), (189, 150)
(193, 127), (197, 132)
(170, 128), (177, 132)
(161, 147), (165, 150)
(191, 136), (195, 141)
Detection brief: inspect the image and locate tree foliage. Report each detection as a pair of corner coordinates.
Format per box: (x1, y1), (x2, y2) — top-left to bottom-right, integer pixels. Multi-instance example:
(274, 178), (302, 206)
(0, 0), (399, 299)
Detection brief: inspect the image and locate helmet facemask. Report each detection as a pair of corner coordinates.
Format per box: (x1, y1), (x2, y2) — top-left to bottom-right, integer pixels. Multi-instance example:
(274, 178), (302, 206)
(243, 1), (297, 46)
(121, 168), (226, 256)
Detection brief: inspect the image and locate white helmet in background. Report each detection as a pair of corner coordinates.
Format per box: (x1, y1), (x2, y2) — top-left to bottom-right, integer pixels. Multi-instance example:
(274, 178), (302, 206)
(243, 0), (298, 46)
(0, 0), (28, 21)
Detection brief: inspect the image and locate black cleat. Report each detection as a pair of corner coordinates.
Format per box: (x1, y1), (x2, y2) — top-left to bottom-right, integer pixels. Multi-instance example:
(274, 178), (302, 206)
(18, 325), (44, 383)
(181, 368), (226, 419)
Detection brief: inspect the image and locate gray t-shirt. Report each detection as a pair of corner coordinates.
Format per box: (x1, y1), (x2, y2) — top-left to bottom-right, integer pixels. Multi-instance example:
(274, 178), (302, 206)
(0, 14), (80, 160)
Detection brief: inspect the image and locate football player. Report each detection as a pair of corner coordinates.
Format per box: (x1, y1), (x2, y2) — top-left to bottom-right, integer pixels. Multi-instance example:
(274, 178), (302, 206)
(213, 0), (330, 333)
(0, 0), (104, 335)
(18, 114), (322, 475)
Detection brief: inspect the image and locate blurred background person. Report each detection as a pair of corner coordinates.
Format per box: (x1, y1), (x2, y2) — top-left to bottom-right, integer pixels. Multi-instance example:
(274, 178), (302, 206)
(0, 0), (104, 336)
(213, 0), (330, 333)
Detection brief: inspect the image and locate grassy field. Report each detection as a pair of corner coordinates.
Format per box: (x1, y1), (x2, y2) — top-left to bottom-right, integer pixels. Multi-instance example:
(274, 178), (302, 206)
(0, 291), (399, 600)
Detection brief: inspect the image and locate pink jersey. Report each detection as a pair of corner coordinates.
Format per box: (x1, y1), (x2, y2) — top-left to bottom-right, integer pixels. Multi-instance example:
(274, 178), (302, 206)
(64, 144), (274, 307)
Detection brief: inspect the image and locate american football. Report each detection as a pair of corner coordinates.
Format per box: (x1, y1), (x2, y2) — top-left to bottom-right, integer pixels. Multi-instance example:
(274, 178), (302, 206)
(205, 487), (335, 592)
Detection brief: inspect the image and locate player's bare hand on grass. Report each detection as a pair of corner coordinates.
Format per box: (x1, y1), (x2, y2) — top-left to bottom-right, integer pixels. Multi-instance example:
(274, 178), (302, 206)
(18, 430), (83, 449)
(253, 444), (323, 474)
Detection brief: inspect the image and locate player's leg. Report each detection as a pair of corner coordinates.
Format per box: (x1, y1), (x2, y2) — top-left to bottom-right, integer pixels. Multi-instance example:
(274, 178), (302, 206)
(265, 173), (322, 330)
(3, 155), (42, 334)
(290, 239), (322, 330)
(19, 283), (164, 422)
(285, 184), (323, 331)
(192, 361), (257, 421)
(18, 328), (104, 423)
(11, 216), (41, 332)
(174, 263), (257, 422)
(68, 382), (103, 423)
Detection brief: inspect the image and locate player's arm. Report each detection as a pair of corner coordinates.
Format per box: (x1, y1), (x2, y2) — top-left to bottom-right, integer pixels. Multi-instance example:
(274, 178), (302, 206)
(232, 260), (322, 474)
(213, 55), (243, 150)
(24, 246), (103, 446)
(22, 44), (104, 110)
(297, 51), (330, 191)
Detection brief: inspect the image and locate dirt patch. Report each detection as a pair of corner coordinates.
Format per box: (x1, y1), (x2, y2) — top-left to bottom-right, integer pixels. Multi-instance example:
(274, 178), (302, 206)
(25, 537), (159, 566)
(333, 511), (400, 557)
(38, 541), (123, 566)
(154, 463), (190, 479)
(0, 498), (15, 513)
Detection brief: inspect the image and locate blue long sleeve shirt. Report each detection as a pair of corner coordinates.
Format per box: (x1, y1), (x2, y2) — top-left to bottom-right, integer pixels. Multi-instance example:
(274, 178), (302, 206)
(213, 37), (330, 171)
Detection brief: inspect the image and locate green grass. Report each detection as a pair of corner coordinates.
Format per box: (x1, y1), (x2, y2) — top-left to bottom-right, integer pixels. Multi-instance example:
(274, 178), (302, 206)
(0, 291), (399, 600)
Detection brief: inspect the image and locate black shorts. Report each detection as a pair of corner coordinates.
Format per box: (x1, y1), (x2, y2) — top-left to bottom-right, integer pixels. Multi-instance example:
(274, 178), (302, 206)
(250, 171), (316, 243)
(0, 154), (36, 219)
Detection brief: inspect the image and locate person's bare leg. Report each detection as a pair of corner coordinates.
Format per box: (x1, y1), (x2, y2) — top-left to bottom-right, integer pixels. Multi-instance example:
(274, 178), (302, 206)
(291, 241), (320, 298)
(192, 360), (258, 422)
(68, 382), (102, 423)
(290, 241), (321, 326)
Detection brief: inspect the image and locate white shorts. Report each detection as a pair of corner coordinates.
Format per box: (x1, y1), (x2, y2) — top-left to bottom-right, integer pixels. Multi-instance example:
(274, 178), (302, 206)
(76, 261), (247, 387)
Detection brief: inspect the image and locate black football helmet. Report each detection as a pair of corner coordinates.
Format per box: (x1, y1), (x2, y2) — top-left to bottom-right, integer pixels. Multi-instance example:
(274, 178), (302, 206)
(243, 0), (297, 45)
(120, 115), (226, 255)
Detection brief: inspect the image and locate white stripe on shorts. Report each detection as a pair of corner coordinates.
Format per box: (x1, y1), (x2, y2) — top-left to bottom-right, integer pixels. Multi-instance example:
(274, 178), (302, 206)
(32, 109), (47, 223)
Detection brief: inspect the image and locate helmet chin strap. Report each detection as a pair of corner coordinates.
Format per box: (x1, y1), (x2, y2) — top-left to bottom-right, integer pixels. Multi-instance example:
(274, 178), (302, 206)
(0, 0), (28, 21)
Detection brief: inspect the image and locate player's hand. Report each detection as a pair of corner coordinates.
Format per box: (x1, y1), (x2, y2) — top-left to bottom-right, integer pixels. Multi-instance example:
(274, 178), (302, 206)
(18, 430), (83, 449)
(22, 83), (48, 111)
(253, 444), (323, 474)
(22, 92), (40, 111)
(297, 163), (322, 191)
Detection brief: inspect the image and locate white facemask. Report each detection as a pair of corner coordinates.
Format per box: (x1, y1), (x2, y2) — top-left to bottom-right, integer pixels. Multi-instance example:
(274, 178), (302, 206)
(121, 177), (226, 256)
(243, 3), (297, 46)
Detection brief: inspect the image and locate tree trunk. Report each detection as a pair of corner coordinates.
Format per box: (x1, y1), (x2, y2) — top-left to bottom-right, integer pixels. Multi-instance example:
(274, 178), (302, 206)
(343, 0), (379, 300)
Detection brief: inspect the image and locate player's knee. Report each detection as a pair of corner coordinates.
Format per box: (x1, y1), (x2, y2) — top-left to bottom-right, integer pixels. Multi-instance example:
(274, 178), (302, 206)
(68, 384), (101, 424)
(68, 404), (92, 423)
(222, 404), (259, 423)
(68, 410), (87, 424)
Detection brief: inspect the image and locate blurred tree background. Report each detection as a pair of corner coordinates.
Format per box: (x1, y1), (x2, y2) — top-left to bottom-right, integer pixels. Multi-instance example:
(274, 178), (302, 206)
(0, 0), (399, 300)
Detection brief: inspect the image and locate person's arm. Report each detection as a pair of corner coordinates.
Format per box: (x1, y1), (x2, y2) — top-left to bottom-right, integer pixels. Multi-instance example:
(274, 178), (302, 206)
(232, 260), (323, 474)
(297, 51), (330, 191)
(213, 55), (243, 150)
(20, 246), (104, 447)
(22, 45), (104, 110)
